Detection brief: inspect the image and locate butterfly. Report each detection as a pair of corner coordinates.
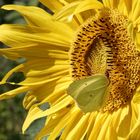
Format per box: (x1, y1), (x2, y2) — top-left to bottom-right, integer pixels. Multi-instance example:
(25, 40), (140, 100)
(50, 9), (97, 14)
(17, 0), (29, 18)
(67, 74), (109, 113)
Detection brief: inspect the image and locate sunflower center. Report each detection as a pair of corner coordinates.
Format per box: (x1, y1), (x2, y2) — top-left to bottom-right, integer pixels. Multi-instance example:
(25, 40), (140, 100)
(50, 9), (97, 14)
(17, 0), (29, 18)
(70, 8), (140, 112)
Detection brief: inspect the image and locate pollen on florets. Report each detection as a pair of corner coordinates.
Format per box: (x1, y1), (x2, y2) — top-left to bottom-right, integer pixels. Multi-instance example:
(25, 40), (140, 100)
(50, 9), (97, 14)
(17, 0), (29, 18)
(70, 8), (140, 112)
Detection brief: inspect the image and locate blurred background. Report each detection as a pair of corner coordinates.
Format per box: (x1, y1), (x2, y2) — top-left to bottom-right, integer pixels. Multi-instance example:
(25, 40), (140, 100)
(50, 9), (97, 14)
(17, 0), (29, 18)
(0, 0), (41, 140)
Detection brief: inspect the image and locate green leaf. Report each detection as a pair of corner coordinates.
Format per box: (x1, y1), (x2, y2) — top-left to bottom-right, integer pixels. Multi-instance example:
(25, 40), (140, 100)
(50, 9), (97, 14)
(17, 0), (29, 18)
(67, 74), (109, 113)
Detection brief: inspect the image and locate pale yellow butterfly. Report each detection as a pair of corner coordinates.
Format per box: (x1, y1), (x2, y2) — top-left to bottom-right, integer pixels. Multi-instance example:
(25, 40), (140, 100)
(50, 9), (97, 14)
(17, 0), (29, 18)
(67, 74), (109, 113)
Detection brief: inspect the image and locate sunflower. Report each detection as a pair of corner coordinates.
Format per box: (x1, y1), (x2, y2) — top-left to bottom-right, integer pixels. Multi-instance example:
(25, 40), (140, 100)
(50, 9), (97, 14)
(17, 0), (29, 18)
(1, 0), (140, 139)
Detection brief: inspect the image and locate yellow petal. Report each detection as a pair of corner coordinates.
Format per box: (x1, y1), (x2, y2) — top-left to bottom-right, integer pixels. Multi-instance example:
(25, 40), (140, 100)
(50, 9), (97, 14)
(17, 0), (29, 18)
(22, 96), (72, 132)
(26, 64), (69, 77)
(1, 64), (24, 84)
(22, 106), (43, 133)
(20, 69), (69, 86)
(105, 124), (118, 140)
(23, 93), (38, 110)
(23, 77), (71, 105)
(131, 0), (140, 21)
(0, 46), (68, 62)
(117, 106), (131, 138)
(66, 113), (90, 140)
(103, 0), (128, 16)
(135, 32), (140, 50)
(85, 113), (98, 139)
(54, 0), (103, 24)
(97, 114), (112, 139)
(123, 0), (140, 21)
(43, 96), (73, 116)
(130, 103), (139, 130)
(89, 113), (108, 139)
(134, 17), (140, 26)
(38, 81), (71, 103)
(60, 109), (82, 139)
(65, 0), (103, 24)
(0, 86), (28, 100)
(48, 108), (78, 140)
(116, 0), (128, 16)
(112, 0), (120, 8)
(73, 0), (103, 15)
(2, 5), (51, 27)
(35, 109), (69, 140)
(111, 108), (122, 129)
(103, 0), (123, 9)
(39, 0), (78, 13)
(39, 0), (65, 13)
(102, 0), (112, 8)
(24, 59), (69, 70)
(0, 24), (72, 48)
(124, 0), (132, 14)
(54, 1), (81, 22)
(133, 91), (140, 104)
(127, 104), (140, 140)
(2, 4), (74, 35)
